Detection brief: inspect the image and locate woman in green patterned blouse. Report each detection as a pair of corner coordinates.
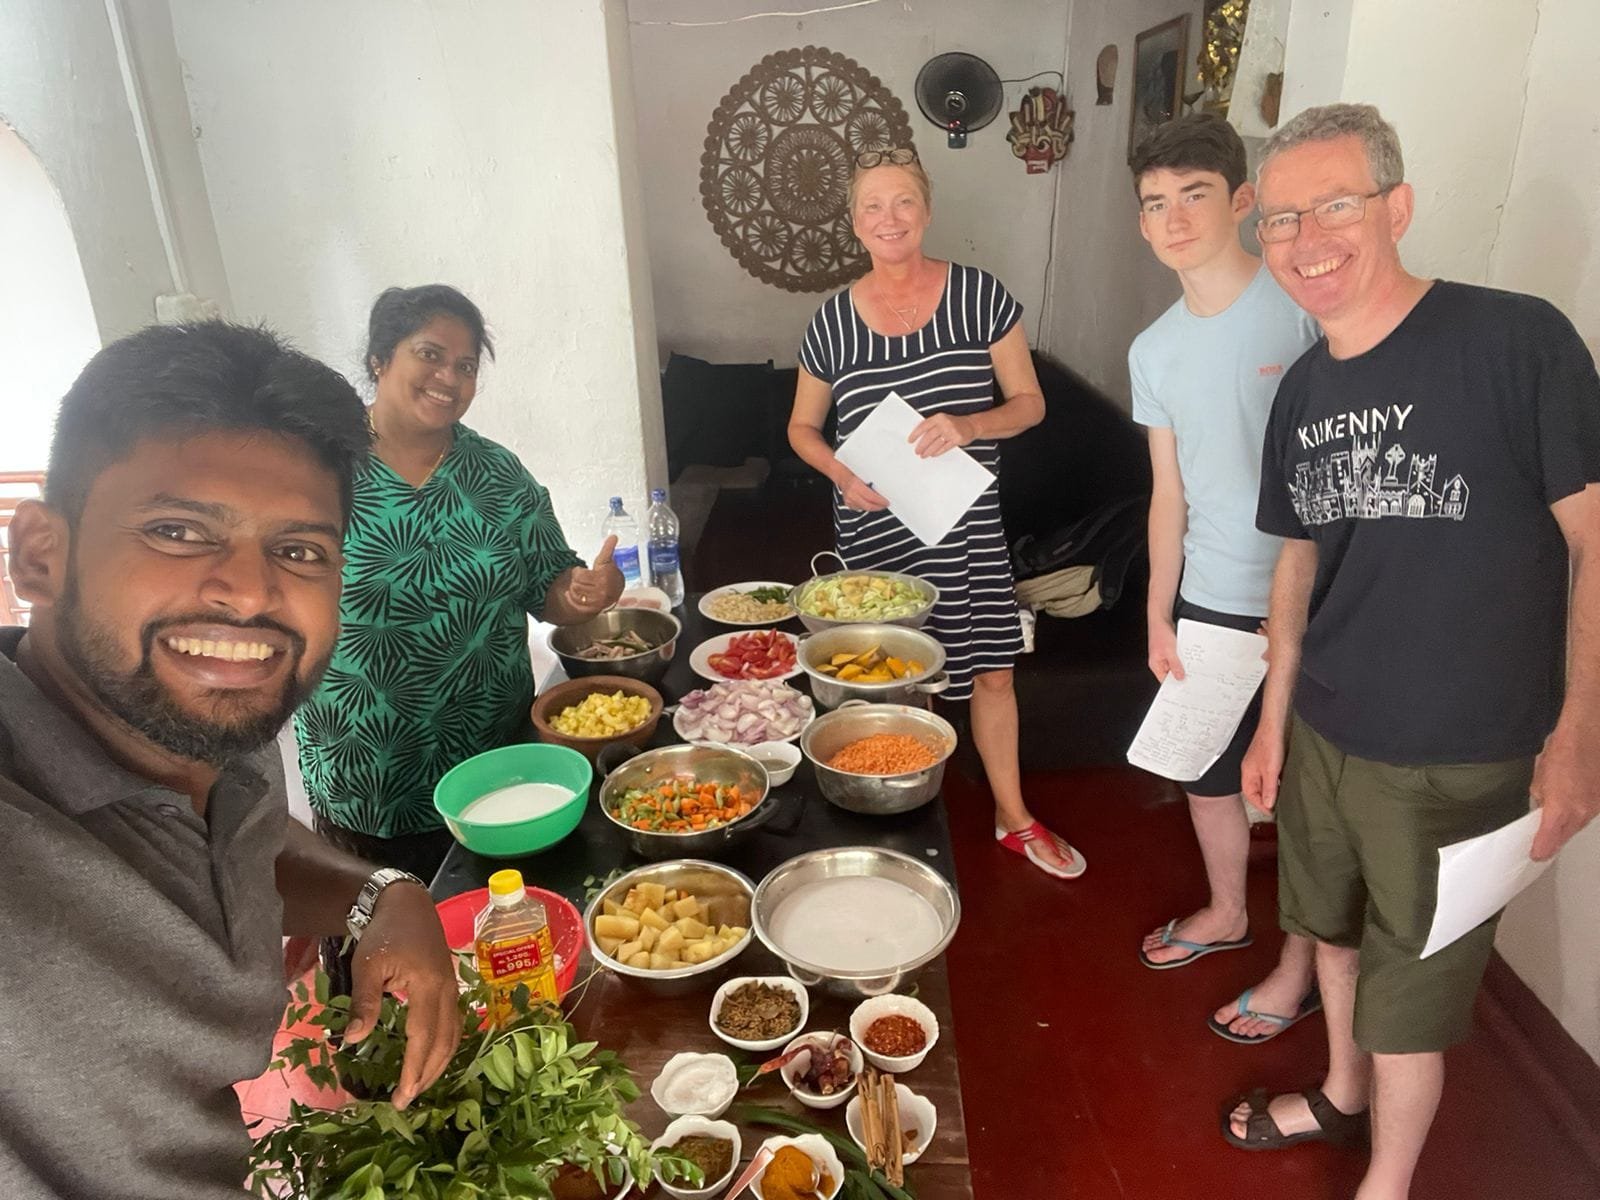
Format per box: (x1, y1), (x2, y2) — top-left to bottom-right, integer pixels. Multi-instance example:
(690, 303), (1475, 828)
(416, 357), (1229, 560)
(295, 285), (623, 880)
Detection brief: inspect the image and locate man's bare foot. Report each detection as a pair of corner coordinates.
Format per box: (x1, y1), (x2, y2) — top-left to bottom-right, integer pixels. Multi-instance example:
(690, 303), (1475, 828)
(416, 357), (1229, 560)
(1139, 906), (1248, 966)
(1213, 967), (1318, 1039)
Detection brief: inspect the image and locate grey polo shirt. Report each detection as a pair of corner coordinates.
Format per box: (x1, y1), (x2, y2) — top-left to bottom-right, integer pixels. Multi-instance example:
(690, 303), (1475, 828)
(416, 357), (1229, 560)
(0, 628), (288, 1199)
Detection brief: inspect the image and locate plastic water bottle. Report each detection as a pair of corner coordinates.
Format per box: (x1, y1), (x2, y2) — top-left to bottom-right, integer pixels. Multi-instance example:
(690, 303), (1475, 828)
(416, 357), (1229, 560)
(602, 497), (642, 587)
(646, 488), (684, 606)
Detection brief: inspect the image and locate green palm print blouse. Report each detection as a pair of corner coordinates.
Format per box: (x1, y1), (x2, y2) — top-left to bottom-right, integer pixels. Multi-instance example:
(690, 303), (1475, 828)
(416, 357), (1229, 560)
(295, 424), (582, 838)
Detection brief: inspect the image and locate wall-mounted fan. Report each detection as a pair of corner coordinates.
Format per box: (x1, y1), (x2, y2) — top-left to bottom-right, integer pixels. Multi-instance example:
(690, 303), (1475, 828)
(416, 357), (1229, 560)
(915, 52), (1003, 149)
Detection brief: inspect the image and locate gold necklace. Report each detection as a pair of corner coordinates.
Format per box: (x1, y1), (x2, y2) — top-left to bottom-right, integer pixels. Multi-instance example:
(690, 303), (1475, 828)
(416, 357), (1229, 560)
(415, 444), (448, 489)
(876, 279), (920, 331)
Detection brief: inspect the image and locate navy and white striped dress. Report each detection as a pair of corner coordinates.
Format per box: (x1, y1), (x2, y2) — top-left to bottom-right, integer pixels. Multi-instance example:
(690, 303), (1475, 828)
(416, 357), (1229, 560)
(799, 262), (1025, 700)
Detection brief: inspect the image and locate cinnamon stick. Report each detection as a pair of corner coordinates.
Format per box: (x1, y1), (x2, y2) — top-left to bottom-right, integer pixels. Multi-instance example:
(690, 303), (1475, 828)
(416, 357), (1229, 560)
(883, 1072), (905, 1188)
(861, 1065), (886, 1173)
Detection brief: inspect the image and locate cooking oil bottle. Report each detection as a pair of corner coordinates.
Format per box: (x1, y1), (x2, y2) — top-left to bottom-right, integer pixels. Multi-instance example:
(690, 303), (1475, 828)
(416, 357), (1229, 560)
(474, 869), (558, 1022)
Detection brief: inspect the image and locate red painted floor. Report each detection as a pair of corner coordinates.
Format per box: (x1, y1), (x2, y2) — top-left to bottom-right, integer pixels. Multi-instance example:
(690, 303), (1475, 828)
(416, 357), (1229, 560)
(939, 763), (1600, 1200)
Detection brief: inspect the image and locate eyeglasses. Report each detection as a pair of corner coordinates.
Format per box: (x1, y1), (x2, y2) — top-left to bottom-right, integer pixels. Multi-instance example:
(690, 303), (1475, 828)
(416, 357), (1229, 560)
(854, 147), (919, 169)
(1257, 187), (1396, 243)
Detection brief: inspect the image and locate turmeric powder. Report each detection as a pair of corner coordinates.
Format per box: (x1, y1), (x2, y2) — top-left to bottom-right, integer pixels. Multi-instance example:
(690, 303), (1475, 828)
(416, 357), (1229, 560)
(761, 1145), (822, 1199)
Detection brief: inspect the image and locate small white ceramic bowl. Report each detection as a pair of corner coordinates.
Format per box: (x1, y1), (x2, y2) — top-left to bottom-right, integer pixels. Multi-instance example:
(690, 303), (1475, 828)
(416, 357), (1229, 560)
(747, 740), (802, 786)
(651, 1115), (741, 1199)
(708, 975), (810, 1052)
(777, 1031), (863, 1111)
(848, 993), (940, 1073)
(750, 1134), (845, 1200)
(650, 1052), (739, 1120)
(845, 1082), (938, 1165)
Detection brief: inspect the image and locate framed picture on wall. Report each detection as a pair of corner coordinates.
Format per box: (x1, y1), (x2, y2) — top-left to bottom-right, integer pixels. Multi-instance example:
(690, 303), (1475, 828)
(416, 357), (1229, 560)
(1128, 14), (1190, 159)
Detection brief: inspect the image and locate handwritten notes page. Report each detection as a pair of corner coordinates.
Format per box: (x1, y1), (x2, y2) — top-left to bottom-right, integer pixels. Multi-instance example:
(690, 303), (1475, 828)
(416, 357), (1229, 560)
(833, 392), (994, 547)
(1126, 619), (1268, 783)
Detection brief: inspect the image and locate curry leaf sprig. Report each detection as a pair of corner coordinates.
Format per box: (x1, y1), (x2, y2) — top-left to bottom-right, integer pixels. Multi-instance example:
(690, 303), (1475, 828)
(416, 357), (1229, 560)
(249, 964), (698, 1199)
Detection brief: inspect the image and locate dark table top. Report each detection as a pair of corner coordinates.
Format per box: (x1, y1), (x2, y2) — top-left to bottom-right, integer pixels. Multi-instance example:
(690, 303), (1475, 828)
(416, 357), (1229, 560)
(430, 599), (974, 1198)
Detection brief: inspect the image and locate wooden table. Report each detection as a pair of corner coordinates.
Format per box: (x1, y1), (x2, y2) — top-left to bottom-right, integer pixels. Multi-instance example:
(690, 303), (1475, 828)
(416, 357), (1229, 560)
(431, 601), (975, 1198)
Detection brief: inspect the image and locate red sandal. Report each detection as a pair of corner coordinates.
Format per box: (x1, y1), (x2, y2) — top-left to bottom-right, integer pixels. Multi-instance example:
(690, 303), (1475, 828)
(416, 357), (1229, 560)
(996, 820), (1087, 879)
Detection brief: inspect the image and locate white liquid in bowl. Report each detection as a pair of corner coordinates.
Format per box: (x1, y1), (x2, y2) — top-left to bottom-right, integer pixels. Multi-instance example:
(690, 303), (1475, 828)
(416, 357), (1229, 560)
(460, 782), (574, 825)
(767, 877), (944, 971)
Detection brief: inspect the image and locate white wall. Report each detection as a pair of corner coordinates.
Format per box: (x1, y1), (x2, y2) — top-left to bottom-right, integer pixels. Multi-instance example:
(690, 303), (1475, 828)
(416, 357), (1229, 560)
(0, 124), (100, 472)
(1483, 0), (1600, 1067)
(1038, 0), (1207, 407)
(167, 0), (666, 550)
(629, 0), (1069, 365)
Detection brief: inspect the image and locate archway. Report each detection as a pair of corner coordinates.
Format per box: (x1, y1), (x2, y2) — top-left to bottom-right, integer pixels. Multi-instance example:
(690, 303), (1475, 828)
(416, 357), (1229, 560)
(0, 121), (100, 473)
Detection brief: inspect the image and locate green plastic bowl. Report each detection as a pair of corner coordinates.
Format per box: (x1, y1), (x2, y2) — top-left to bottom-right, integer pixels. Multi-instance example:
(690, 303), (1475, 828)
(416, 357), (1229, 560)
(433, 744), (592, 858)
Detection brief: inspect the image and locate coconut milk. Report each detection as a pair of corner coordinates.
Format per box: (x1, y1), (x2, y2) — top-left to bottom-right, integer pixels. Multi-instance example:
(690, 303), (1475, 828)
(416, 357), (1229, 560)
(460, 782), (574, 825)
(767, 877), (944, 971)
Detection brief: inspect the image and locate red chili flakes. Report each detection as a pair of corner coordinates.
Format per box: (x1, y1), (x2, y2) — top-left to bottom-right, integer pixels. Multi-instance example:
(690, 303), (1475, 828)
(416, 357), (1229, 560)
(863, 1014), (927, 1058)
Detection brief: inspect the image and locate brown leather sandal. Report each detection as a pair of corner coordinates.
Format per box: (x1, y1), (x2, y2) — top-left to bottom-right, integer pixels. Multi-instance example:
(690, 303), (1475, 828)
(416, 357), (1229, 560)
(1220, 1087), (1371, 1151)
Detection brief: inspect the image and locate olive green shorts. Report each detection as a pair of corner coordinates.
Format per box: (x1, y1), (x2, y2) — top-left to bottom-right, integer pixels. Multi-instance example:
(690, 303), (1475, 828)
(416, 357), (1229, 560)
(1277, 714), (1534, 1054)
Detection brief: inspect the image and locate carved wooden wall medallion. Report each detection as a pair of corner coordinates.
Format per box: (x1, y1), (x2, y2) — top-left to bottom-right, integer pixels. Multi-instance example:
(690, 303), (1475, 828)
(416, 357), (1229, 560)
(700, 46), (915, 293)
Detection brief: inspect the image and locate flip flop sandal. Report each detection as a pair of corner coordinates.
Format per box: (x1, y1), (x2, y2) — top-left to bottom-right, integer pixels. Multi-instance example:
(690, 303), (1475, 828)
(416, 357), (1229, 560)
(1221, 1087), (1370, 1151)
(1208, 985), (1323, 1044)
(995, 820), (1087, 879)
(1138, 918), (1253, 969)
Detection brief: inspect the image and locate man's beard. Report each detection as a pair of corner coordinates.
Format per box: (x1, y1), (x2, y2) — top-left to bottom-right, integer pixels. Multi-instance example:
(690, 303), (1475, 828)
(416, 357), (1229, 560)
(56, 575), (326, 768)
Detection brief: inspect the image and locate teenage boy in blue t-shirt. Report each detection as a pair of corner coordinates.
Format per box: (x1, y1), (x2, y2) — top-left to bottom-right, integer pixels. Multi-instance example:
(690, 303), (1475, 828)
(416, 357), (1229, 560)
(1128, 115), (1322, 1043)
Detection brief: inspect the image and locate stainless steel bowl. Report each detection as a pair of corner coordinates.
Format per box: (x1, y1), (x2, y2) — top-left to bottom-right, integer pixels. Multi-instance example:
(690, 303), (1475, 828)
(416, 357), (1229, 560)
(752, 847), (960, 998)
(799, 703), (957, 815)
(597, 742), (773, 860)
(788, 553), (938, 634)
(585, 859), (756, 995)
(798, 624), (949, 710)
(549, 608), (681, 684)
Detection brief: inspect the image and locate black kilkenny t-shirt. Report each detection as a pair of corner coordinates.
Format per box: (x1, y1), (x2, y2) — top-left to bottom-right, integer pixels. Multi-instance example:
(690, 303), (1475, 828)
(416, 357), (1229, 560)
(1257, 282), (1600, 764)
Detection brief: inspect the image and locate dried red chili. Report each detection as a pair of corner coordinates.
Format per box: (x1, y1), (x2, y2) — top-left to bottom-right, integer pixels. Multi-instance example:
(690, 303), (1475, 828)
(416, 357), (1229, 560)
(863, 1014), (927, 1058)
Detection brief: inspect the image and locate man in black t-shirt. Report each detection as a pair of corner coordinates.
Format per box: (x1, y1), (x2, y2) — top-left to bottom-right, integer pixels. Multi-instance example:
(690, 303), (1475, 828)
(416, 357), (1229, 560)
(1223, 104), (1600, 1197)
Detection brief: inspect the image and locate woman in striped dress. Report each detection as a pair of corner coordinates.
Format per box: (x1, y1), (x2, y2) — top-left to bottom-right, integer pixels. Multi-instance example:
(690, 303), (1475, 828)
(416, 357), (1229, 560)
(788, 148), (1086, 880)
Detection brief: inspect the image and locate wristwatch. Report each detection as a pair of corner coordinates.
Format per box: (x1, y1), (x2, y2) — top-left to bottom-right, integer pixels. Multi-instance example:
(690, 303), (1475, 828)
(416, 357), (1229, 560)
(345, 867), (426, 942)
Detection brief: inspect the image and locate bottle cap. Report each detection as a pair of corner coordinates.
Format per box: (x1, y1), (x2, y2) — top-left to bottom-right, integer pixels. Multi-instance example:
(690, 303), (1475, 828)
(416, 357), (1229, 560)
(488, 869), (526, 905)
(651, 488), (666, 502)
(609, 496), (622, 508)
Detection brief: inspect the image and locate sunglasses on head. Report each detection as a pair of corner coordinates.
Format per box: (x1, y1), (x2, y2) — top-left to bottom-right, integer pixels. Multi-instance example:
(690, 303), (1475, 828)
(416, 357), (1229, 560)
(854, 147), (919, 168)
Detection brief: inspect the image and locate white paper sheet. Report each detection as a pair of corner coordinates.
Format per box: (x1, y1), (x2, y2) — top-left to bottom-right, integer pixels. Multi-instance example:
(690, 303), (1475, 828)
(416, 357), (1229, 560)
(833, 392), (995, 547)
(1126, 619), (1268, 782)
(1421, 808), (1551, 959)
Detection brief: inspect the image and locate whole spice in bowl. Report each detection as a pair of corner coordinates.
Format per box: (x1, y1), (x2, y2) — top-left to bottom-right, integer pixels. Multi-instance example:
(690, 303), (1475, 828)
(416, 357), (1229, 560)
(794, 1036), (855, 1096)
(863, 1014), (927, 1059)
(716, 982), (803, 1042)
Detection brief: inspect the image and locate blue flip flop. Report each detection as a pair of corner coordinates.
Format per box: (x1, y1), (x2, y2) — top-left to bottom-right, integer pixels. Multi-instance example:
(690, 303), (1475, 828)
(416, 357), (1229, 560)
(1138, 918), (1254, 970)
(1208, 985), (1324, 1044)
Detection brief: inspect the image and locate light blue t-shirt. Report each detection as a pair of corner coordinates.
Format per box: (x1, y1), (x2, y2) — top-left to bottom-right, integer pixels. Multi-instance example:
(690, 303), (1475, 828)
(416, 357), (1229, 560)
(1130, 265), (1321, 616)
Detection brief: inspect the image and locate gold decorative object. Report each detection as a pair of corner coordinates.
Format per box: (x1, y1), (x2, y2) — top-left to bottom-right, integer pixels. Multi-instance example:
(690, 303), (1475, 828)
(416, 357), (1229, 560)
(1199, 0), (1251, 115)
(699, 46), (915, 294)
(1006, 87), (1074, 174)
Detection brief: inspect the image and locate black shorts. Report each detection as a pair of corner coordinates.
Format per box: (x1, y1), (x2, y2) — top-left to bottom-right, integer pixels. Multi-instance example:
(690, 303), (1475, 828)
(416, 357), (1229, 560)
(1174, 598), (1265, 798)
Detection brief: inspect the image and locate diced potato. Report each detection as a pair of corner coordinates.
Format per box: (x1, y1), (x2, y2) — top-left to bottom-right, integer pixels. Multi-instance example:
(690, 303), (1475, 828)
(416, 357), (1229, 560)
(673, 917), (707, 940)
(623, 889), (647, 915)
(638, 924), (660, 952)
(728, 925), (749, 939)
(671, 897), (702, 921)
(594, 914), (641, 941)
(649, 952), (678, 971)
(664, 888), (679, 902)
(830, 651), (857, 666)
(637, 882), (668, 911)
(681, 940), (717, 965)
(626, 951), (652, 969)
(639, 906), (670, 932)
(657, 925), (685, 955)
(614, 939), (642, 962)
(602, 899), (624, 917)
(597, 935), (623, 956)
